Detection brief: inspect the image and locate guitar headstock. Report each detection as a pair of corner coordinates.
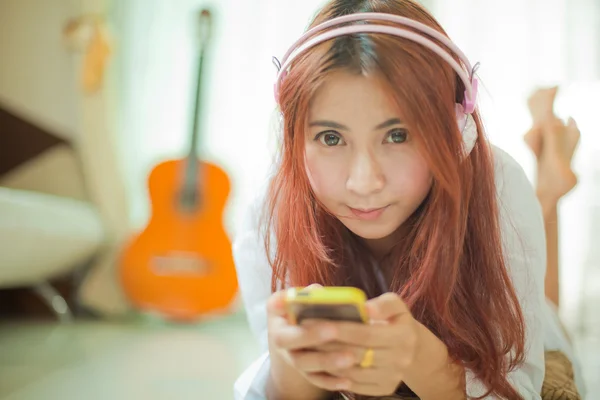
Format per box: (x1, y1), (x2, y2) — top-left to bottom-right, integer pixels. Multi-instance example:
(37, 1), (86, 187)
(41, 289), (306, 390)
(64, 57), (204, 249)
(198, 9), (213, 48)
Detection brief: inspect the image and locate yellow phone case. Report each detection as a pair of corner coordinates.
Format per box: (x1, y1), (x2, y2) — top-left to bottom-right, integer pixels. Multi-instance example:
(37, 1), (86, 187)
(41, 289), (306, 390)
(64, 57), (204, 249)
(284, 286), (368, 324)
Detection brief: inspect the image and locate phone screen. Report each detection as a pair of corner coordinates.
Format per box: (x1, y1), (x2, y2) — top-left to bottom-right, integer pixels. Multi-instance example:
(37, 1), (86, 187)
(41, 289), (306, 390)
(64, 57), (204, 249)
(289, 303), (364, 324)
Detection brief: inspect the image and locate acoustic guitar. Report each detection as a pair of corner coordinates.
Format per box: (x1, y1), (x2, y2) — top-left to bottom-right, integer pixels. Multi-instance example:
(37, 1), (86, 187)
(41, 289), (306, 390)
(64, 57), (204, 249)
(120, 9), (238, 321)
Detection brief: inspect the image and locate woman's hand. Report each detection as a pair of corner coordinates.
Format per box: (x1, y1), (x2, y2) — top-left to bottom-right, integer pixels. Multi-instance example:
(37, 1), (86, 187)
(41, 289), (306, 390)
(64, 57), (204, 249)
(268, 289), (421, 397)
(308, 292), (421, 396)
(266, 284), (339, 399)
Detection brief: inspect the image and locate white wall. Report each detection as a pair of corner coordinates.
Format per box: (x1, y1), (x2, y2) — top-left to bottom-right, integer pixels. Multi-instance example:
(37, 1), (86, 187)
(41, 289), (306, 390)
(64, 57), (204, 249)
(0, 0), (80, 140)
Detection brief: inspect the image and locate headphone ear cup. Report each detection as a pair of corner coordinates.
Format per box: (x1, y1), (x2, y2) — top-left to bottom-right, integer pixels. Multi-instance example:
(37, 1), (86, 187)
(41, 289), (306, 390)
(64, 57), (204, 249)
(455, 103), (477, 156)
(455, 103), (467, 131)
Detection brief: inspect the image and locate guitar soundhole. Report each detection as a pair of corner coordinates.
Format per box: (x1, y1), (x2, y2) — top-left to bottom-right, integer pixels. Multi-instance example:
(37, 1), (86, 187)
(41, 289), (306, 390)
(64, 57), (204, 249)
(152, 253), (210, 276)
(178, 188), (200, 213)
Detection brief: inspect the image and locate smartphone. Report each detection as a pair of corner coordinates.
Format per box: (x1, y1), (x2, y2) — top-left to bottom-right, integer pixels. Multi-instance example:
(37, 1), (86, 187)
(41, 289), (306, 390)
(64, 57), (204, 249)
(284, 286), (367, 325)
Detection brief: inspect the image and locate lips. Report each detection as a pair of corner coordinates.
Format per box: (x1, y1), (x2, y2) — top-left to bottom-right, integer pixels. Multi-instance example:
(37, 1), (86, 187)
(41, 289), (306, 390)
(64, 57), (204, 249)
(348, 206), (388, 221)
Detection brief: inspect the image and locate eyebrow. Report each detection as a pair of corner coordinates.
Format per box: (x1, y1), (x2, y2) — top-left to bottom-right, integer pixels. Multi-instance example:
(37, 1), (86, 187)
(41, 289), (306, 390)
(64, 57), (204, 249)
(309, 118), (402, 130)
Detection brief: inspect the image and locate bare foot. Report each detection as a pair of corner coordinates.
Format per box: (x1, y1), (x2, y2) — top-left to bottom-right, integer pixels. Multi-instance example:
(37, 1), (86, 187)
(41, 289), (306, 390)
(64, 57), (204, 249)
(524, 87), (580, 202)
(528, 86), (559, 124)
(535, 117), (580, 203)
(524, 87), (559, 159)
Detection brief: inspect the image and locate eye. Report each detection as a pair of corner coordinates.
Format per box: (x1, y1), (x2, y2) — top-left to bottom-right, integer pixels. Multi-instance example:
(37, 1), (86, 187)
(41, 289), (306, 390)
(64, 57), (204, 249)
(385, 128), (408, 144)
(316, 132), (345, 146)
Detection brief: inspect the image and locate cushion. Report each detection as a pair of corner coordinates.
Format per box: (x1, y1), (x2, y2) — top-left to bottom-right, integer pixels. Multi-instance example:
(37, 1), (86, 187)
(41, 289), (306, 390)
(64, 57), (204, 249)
(0, 187), (104, 287)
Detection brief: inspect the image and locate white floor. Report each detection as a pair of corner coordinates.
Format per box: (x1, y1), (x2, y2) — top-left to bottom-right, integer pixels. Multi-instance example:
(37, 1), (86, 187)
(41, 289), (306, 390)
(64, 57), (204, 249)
(0, 306), (598, 400)
(0, 311), (261, 400)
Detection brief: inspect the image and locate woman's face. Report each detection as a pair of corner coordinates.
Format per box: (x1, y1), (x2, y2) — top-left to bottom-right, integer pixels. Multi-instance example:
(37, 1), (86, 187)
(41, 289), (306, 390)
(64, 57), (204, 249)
(305, 71), (432, 251)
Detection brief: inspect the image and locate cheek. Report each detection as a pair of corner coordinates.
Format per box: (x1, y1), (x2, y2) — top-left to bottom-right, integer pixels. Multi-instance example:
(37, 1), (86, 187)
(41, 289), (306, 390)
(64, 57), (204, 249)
(304, 147), (346, 201)
(305, 145), (432, 207)
(384, 153), (432, 201)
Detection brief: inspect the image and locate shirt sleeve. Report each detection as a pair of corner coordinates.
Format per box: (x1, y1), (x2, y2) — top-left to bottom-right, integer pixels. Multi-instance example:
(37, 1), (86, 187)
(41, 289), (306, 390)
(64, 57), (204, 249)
(465, 147), (546, 399)
(232, 179), (275, 400)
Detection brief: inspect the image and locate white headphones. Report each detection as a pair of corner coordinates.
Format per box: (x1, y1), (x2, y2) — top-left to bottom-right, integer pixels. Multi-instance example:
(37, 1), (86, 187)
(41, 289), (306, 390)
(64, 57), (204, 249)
(273, 12), (480, 156)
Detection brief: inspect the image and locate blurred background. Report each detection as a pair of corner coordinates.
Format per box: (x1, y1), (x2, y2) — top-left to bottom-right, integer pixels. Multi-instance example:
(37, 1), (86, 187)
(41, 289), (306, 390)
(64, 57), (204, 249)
(0, 0), (598, 399)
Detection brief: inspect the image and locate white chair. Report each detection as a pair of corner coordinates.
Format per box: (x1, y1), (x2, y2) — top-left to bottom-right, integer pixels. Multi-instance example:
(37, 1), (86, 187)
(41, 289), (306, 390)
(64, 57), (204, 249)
(0, 186), (104, 321)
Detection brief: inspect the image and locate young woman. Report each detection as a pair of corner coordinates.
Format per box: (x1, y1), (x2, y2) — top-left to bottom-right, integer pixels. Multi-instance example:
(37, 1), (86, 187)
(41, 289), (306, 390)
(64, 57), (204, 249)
(232, 1), (584, 398)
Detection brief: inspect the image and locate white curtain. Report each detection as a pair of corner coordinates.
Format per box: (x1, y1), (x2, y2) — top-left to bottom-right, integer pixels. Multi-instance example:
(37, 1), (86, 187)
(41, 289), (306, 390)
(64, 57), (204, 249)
(112, 0), (328, 236)
(110, 0), (599, 322)
(91, 0), (328, 314)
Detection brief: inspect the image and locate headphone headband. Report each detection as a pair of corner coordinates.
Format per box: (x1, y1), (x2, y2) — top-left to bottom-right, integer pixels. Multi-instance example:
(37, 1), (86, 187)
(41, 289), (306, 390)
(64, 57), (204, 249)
(274, 12), (479, 114)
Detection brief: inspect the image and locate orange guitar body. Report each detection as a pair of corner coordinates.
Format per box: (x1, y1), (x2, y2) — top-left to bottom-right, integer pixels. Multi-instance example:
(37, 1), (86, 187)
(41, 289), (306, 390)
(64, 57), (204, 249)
(120, 159), (238, 321)
(120, 10), (237, 321)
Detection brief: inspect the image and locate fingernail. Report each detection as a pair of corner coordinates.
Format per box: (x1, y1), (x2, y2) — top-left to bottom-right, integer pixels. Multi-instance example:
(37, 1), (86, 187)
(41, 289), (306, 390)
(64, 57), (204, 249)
(568, 117), (578, 128)
(306, 283), (323, 290)
(336, 381), (351, 390)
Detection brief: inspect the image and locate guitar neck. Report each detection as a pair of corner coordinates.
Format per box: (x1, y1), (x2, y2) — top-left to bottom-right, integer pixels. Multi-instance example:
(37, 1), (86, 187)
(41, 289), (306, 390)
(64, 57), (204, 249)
(180, 10), (212, 209)
(188, 47), (205, 163)
(181, 47), (205, 204)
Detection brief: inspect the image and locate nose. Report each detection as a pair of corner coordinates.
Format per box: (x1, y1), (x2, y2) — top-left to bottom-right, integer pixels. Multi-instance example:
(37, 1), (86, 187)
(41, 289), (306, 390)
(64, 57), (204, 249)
(346, 150), (385, 196)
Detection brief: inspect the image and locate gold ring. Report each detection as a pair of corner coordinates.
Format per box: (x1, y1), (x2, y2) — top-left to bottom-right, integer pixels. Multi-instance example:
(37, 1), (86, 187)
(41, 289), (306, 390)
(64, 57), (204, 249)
(360, 348), (374, 368)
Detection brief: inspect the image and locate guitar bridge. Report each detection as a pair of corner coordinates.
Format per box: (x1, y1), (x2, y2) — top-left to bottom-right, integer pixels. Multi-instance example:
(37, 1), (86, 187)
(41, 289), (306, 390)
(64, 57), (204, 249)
(152, 253), (210, 276)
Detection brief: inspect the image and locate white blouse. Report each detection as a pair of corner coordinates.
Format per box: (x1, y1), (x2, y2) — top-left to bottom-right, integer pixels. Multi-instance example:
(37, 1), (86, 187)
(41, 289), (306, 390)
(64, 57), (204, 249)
(231, 146), (585, 399)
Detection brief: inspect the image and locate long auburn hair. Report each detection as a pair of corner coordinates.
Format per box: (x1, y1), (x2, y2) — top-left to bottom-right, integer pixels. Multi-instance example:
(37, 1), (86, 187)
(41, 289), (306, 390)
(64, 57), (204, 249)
(265, 0), (526, 398)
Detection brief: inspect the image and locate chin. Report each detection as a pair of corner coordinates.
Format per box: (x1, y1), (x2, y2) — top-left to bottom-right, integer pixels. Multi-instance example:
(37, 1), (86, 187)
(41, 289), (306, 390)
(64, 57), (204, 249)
(341, 219), (399, 240)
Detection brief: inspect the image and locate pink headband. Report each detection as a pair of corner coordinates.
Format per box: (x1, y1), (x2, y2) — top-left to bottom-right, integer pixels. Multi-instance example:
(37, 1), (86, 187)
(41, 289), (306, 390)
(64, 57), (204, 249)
(274, 12), (479, 114)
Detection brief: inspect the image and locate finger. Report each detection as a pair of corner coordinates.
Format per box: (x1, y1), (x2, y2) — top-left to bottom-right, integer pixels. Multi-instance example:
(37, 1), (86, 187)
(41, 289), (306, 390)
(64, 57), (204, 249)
(267, 290), (287, 318)
(307, 373), (389, 397)
(331, 366), (396, 385)
(366, 292), (410, 322)
(309, 341), (348, 352)
(289, 348), (356, 372)
(269, 285), (322, 319)
(272, 321), (337, 351)
(333, 320), (419, 350)
(332, 322), (398, 348)
(304, 372), (353, 392)
(311, 342), (393, 368)
(345, 380), (397, 397)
